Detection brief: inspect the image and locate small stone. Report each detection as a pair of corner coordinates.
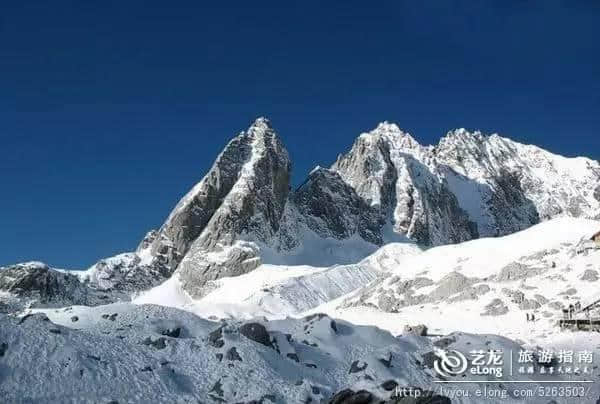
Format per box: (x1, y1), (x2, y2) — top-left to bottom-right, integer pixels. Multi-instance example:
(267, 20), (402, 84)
(208, 326), (225, 348)
(349, 360), (368, 373)
(162, 327), (181, 338)
(381, 380), (398, 391)
(402, 324), (428, 336)
(142, 337), (167, 350)
(225, 347), (242, 361)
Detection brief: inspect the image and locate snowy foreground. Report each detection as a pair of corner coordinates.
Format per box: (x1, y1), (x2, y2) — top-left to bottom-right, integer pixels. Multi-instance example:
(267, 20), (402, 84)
(2, 218), (600, 403)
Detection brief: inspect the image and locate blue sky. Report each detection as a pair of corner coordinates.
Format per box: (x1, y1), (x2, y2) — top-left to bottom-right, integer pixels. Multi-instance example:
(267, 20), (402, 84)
(2, 1), (599, 268)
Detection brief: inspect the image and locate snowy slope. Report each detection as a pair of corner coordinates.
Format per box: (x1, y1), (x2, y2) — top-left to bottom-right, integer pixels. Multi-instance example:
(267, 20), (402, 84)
(135, 217), (600, 348)
(3, 302), (598, 403)
(312, 218), (600, 345)
(0, 304), (458, 403)
(134, 243), (423, 319)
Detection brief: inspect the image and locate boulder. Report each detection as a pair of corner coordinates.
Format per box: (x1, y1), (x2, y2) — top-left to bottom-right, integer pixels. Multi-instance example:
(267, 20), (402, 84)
(482, 299), (509, 316)
(329, 389), (374, 404)
(239, 323), (272, 348)
(580, 269), (599, 282)
(402, 324), (428, 336)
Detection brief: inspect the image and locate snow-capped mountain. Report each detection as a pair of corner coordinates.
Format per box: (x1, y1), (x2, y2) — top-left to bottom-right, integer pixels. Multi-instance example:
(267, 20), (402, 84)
(4, 118), (597, 302)
(332, 122), (600, 244)
(134, 118), (599, 295)
(2, 118), (600, 403)
(140, 118), (292, 278)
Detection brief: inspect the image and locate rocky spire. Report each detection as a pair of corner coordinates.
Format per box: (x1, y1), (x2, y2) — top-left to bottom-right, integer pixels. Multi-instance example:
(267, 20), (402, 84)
(140, 117), (291, 276)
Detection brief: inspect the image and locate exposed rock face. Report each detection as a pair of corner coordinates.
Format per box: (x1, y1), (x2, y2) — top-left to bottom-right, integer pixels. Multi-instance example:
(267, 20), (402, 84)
(133, 118), (292, 295)
(293, 168), (384, 244)
(328, 389), (374, 404)
(333, 124), (600, 244)
(178, 240), (262, 297)
(402, 324), (428, 336)
(332, 123), (478, 245)
(519, 299), (541, 311)
(580, 269), (599, 282)
(82, 253), (166, 294)
(0, 254), (168, 309)
(437, 130), (599, 233)
(11, 119), (591, 299)
(130, 119), (599, 294)
(482, 298), (509, 316)
(495, 262), (542, 282)
(239, 322), (273, 348)
(136, 230), (158, 255)
(0, 262), (102, 308)
(142, 117), (291, 276)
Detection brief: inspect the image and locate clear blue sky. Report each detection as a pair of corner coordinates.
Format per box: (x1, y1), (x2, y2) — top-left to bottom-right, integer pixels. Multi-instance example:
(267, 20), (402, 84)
(2, 1), (599, 268)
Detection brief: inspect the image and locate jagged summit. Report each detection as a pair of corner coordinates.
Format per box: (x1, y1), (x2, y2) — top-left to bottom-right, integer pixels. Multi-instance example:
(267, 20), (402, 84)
(163, 120), (598, 293)
(248, 116), (272, 130)
(437, 127), (486, 145)
(2, 120), (599, 404)
(333, 122), (600, 244)
(139, 118), (291, 281)
(356, 121), (420, 150)
(3, 119), (599, 301)
(371, 121), (404, 135)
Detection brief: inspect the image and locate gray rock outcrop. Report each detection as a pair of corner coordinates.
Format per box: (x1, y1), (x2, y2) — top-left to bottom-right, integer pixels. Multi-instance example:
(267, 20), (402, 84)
(0, 262), (104, 308)
(580, 269), (599, 282)
(402, 324), (428, 336)
(482, 298), (509, 316)
(143, 118), (291, 279)
(293, 168), (383, 244)
(131, 119), (600, 295)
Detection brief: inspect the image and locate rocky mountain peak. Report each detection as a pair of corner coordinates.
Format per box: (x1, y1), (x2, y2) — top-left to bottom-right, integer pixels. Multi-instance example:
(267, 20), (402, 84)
(438, 128), (486, 146)
(248, 116), (272, 131)
(333, 123), (600, 246)
(332, 123), (477, 246)
(357, 122), (421, 151)
(292, 167), (384, 245)
(373, 121), (402, 134)
(3, 118), (600, 305)
(139, 118), (291, 278)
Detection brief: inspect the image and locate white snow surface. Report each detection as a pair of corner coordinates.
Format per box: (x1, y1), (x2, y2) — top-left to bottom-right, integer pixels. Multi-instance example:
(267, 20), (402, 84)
(3, 217), (600, 403)
(134, 242), (423, 319)
(135, 217), (600, 345)
(2, 300), (596, 403)
(314, 218), (600, 344)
